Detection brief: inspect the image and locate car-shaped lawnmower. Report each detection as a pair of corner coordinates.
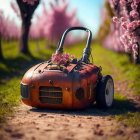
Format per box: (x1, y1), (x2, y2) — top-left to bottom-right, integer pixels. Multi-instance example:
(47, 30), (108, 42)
(21, 27), (114, 109)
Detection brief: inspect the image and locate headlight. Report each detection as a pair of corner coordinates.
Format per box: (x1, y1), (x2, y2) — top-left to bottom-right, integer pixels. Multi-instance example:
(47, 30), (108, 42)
(21, 82), (30, 99)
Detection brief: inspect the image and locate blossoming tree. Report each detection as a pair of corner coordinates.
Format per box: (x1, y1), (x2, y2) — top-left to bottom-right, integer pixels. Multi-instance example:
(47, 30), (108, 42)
(100, 0), (140, 64)
(29, 0), (80, 47)
(16, 0), (40, 54)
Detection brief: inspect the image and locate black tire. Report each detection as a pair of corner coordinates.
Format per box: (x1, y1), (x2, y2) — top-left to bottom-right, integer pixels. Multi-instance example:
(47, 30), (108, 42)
(96, 75), (114, 109)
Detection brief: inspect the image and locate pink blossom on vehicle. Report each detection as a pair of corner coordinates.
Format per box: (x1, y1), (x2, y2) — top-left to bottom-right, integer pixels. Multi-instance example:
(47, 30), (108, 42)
(51, 52), (75, 65)
(64, 52), (69, 61)
(51, 53), (66, 65)
(71, 55), (75, 60)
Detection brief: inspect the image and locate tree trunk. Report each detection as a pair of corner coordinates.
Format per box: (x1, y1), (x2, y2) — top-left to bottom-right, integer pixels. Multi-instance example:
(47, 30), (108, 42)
(19, 16), (31, 53)
(0, 34), (3, 60)
(16, 0), (40, 54)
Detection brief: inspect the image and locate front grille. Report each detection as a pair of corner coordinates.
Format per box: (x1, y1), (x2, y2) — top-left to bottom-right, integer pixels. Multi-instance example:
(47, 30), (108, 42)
(21, 83), (30, 99)
(39, 86), (63, 104)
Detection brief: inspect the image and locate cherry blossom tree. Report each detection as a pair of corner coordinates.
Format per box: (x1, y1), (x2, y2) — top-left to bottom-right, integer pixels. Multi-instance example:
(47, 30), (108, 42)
(101, 0), (140, 64)
(16, 0), (40, 54)
(30, 0), (80, 46)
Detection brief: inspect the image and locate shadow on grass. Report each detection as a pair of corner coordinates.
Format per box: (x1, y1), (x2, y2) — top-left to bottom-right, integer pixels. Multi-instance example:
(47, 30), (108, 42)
(30, 98), (139, 117)
(0, 52), (52, 80)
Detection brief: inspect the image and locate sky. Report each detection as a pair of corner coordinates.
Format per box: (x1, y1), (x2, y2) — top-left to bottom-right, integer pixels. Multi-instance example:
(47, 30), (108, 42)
(0, 0), (104, 36)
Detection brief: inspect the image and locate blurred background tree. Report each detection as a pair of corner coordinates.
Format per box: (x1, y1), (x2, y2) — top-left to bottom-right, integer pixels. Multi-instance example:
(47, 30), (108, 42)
(99, 0), (140, 64)
(29, 0), (80, 48)
(16, 0), (40, 54)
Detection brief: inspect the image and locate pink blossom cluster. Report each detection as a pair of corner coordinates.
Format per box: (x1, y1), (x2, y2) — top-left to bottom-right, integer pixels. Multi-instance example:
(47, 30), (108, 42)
(23, 0), (38, 5)
(0, 10), (20, 40)
(29, 0), (81, 46)
(103, 0), (140, 61)
(51, 52), (75, 65)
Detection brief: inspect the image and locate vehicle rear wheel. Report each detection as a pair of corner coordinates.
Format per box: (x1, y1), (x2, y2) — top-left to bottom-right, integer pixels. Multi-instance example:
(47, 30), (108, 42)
(96, 75), (114, 108)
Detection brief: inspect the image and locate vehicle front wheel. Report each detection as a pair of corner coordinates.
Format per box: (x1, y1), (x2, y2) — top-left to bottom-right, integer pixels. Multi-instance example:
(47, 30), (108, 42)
(96, 75), (114, 108)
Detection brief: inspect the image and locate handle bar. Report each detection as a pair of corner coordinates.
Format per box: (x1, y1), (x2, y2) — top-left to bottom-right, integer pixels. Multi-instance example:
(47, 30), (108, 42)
(56, 27), (92, 63)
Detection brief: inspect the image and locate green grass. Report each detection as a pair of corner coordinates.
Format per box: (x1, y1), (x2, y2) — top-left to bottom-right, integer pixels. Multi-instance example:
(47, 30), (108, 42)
(93, 42), (140, 95)
(107, 94), (140, 130)
(0, 77), (21, 123)
(0, 40), (55, 123)
(115, 112), (140, 130)
(0, 40), (140, 130)
(98, 44), (140, 95)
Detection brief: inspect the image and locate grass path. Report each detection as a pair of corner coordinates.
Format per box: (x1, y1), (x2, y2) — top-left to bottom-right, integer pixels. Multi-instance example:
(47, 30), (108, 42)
(0, 41), (140, 140)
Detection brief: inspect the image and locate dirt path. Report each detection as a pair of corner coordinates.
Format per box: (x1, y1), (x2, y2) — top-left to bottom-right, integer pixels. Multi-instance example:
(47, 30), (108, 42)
(0, 104), (117, 140)
(0, 104), (139, 140)
(0, 76), (140, 140)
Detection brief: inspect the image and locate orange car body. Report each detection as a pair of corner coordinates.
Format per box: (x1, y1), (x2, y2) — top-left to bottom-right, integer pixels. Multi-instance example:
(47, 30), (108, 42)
(21, 62), (101, 109)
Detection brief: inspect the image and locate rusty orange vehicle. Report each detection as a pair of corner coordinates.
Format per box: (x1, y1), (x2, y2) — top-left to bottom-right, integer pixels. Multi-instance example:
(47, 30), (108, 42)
(21, 27), (114, 109)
